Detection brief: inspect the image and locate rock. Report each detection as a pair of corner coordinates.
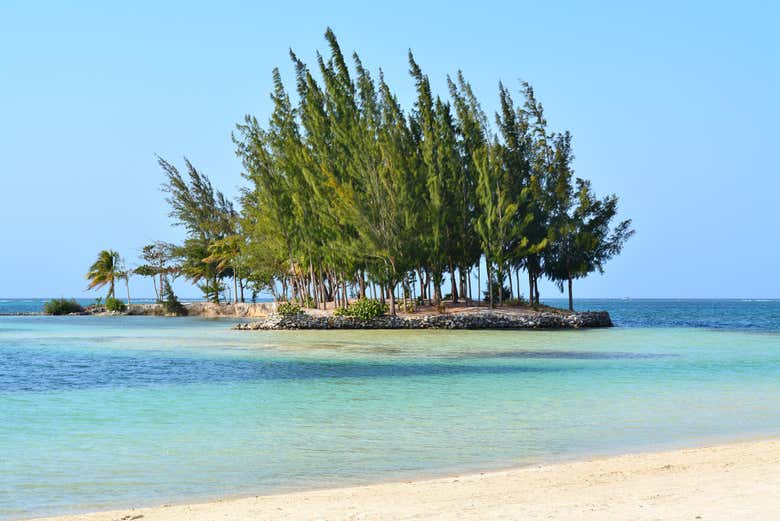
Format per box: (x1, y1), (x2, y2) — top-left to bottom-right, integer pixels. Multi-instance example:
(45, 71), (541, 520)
(232, 310), (612, 331)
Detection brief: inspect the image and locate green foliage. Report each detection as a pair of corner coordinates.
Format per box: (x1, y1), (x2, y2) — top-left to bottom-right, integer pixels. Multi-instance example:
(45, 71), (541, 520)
(136, 242), (178, 302)
(104, 297), (127, 312)
(504, 296), (527, 307)
(333, 305), (350, 317)
(146, 28), (633, 315)
(86, 250), (123, 299)
(335, 299), (388, 320)
(159, 157), (237, 303)
(276, 301), (302, 316)
(43, 298), (84, 315)
(482, 278), (512, 304)
(162, 279), (188, 316)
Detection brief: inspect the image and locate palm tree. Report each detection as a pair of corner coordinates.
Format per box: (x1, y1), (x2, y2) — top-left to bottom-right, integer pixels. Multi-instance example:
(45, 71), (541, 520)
(86, 250), (122, 299)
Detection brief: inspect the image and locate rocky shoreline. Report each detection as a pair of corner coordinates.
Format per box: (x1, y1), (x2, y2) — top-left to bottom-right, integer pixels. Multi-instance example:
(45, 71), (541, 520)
(233, 309), (612, 330)
(4, 302), (276, 317)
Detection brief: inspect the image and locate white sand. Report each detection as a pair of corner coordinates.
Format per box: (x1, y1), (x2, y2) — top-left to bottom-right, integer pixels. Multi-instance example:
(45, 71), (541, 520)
(31, 438), (780, 521)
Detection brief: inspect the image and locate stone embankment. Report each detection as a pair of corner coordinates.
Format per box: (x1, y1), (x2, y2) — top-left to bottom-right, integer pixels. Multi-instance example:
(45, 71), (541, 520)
(104, 302), (275, 317)
(233, 310), (612, 330)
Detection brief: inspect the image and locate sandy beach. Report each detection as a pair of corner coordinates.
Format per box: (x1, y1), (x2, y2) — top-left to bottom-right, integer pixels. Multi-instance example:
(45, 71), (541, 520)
(30, 437), (780, 521)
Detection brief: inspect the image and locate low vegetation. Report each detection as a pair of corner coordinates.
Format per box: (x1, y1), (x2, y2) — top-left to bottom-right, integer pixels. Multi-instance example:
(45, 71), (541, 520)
(333, 299), (388, 320)
(43, 298), (84, 315)
(276, 301), (303, 316)
(162, 280), (188, 316)
(105, 297), (127, 312)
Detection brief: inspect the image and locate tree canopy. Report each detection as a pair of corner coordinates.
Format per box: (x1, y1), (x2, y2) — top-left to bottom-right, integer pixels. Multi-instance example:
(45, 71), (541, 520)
(143, 29), (632, 312)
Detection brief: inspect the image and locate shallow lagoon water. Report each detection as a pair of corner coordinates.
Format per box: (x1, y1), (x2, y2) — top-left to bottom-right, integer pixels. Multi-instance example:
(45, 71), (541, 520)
(1, 300), (779, 519)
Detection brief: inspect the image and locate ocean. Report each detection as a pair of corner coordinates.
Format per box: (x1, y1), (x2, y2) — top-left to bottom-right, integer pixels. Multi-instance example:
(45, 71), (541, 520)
(1, 299), (779, 519)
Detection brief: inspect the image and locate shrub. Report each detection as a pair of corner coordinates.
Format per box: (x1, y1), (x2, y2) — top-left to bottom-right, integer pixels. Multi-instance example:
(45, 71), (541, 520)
(43, 298), (84, 315)
(333, 305), (350, 317)
(336, 299), (388, 320)
(162, 280), (188, 316)
(505, 296), (527, 307)
(105, 297), (127, 312)
(277, 301), (302, 316)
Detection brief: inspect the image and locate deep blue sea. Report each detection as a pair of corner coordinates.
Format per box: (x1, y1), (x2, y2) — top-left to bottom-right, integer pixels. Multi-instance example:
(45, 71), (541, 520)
(1, 298), (779, 519)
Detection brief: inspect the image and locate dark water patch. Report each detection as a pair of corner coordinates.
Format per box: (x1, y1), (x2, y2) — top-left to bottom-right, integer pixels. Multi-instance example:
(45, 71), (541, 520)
(463, 350), (676, 360)
(544, 299), (780, 331)
(0, 347), (563, 393)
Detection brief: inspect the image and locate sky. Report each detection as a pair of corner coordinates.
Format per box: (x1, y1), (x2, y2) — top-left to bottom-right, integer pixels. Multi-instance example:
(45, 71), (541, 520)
(0, 1), (777, 299)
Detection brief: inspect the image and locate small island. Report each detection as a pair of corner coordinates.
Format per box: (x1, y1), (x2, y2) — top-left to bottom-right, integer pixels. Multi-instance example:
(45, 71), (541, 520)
(57, 31), (632, 329)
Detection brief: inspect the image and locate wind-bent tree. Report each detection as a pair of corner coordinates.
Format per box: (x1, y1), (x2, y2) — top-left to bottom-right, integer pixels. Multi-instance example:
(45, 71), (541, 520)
(134, 241), (178, 301)
(542, 134), (634, 310)
(226, 29), (632, 312)
(86, 250), (122, 299)
(159, 157), (237, 303)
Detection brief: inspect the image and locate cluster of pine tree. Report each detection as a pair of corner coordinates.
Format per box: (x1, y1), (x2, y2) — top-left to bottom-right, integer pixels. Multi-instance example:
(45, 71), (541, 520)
(157, 29), (633, 313)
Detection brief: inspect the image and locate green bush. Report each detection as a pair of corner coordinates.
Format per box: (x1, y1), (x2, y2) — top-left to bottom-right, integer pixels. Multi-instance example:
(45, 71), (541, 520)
(43, 298), (84, 315)
(333, 305), (350, 317)
(105, 297), (127, 312)
(505, 296), (527, 307)
(335, 299), (388, 320)
(162, 281), (188, 316)
(277, 301), (302, 316)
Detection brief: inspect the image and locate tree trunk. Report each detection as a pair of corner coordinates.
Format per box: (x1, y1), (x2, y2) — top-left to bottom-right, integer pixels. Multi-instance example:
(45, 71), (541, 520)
(389, 281), (396, 316)
(534, 276), (540, 306)
(508, 266), (514, 302)
(528, 269), (534, 307)
(498, 266), (504, 306)
(233, 269), (239, 305)
(308, 259), (317, 308)
(416, 268), (426, 301)
(358, 271), (366, 299)
(433, 272), (442, 306)
(477, 260), (481, 306)
(125, 277), (131, 305)
(317, 260), (326, 310)
(449, 262), (458, 303)
(568, 275), (573, 311)
(486, 258), (494, 309)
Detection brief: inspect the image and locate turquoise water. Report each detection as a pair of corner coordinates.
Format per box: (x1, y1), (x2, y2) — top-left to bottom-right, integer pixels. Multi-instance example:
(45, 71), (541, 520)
(1, 300), (779, 519)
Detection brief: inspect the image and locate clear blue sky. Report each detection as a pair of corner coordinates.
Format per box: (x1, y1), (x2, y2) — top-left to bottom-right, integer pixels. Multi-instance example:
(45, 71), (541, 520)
(1, 1), (777, 299)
